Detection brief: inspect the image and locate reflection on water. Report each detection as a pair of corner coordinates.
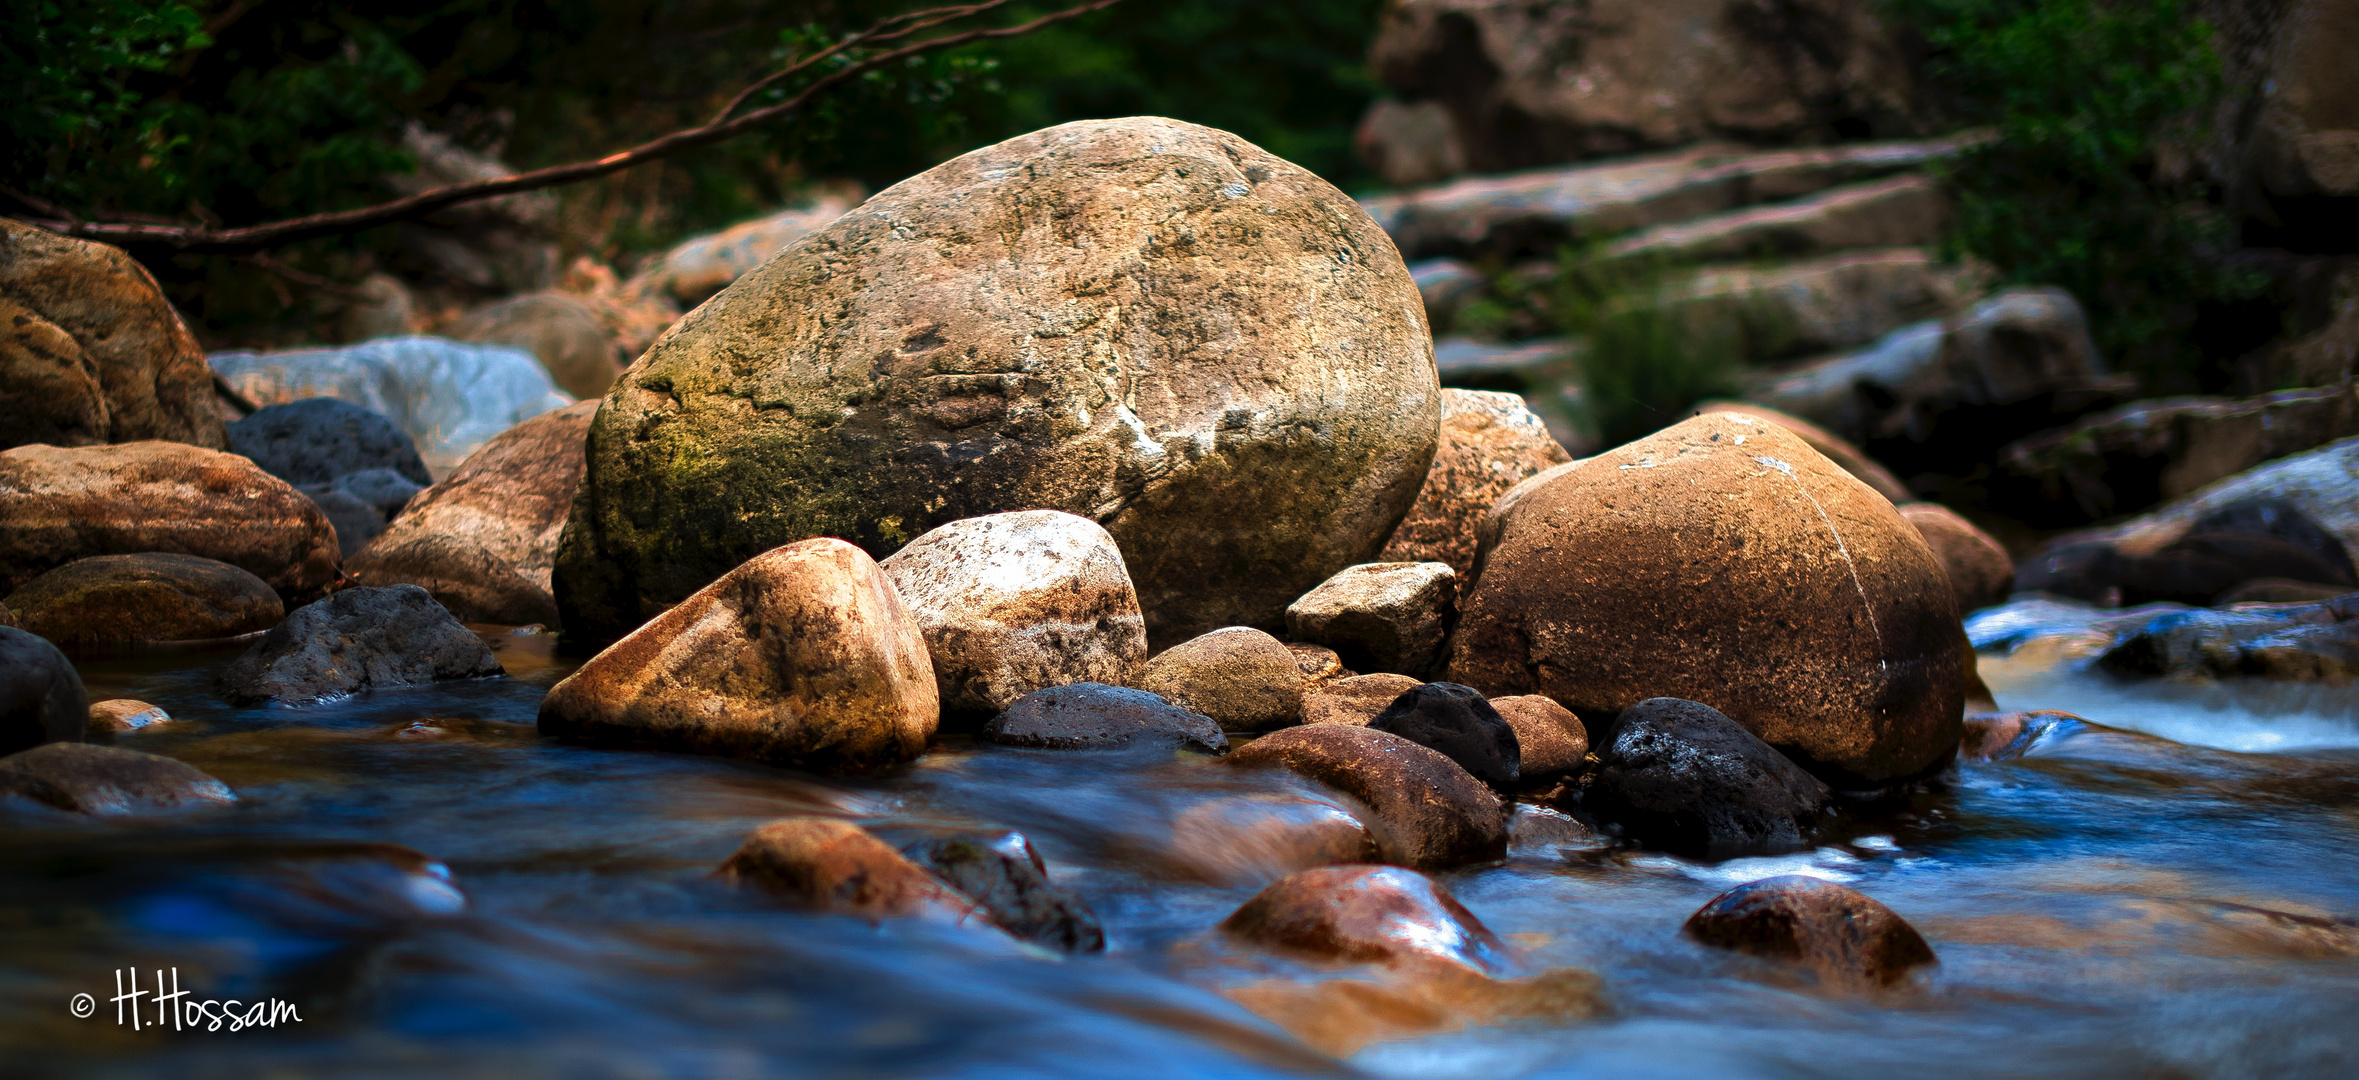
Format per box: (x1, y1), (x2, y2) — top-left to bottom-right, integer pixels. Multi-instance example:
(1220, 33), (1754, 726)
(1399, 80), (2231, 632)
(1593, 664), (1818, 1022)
(4, 624), (2357, 1078)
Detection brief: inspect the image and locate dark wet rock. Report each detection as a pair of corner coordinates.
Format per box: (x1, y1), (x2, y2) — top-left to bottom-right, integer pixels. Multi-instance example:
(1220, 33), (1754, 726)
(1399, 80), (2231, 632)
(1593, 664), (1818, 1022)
(1284, 562), (1457, 678)
(0, 742), (233, 815)
(4, 553), (282, 643)
(1221, 864), (1510, 974)
(226, 397), (433, 489)
(218, 585), (503, 706)
(1960, 710), (2092, 761)
(2022, 497), (2358, 608)
(346, 400), (595, 625)
(1136, 627), (1309, 734)
(298, 467), (426, 558)
(0, 441), (342, 601)
(1899, 503), (2015, 613)
(1378, 389), (1573, 594)
(1302, 673), (1424, 728)
(86, 699), (171, 736)
(1488, 695), (1588, 783)
(881, 510), (1148, 717)
(1449, 410), (1965, 786)
(1228, 724), (1506, 870)
(1585, 698), (1833, 858)
(0, 626), (83, 754)
(554, 117), (1439, 651)
(1997, 387), (2359, 527)
(2097, 594), (2359, 683)
(900, 835), (1105, 953)
(719, 818), (979, 923)
(2218, 579), (2358, 605)
(539, 539), (937, 773)
(1367, 682), (1520, 790)
(1683, 875), (1936, 988)
(983, 682), (1226, 754)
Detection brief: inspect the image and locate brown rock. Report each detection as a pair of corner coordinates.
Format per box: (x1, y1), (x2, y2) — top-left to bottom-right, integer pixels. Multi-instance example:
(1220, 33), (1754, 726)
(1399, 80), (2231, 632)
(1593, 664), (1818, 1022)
(1165, 794), (1375, 886)
(0, 218), (226, 451)
(554, 117), (1440, 651)
(1698, 401), (1911, 504)
(1285, 642), (1351, 686)
(87, 699), (171, 736)
(447, 292), (622, 400)
(1378, 389), (1571, 592)
(1488, 695), (1587, 782)
(0, 442), (340, 600)
(1900, 503), (2014, 613)
(1221, 864), (1510, 974)
(5, 553), (281, 643)
(1228, 724), (1506, 870)
(1137, 627), (1310, 734)
(627, 193), (862, 308)
(0, 742), (234, 815)
(347, 400), (595, 623)
(1683, 875), (1936, 989)
(1302, 673), (1424, 727)
(1447, 411), (1965, 786)
(1284, 562), (1456, 677)
(718, 818), (978, 922)
(538, 538), (938, 773)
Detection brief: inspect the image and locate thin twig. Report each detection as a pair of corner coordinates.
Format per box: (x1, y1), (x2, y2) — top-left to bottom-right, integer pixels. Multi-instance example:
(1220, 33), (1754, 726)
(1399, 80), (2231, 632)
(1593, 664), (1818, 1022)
(707, 0), (1012, 126)
(5, 0), (1121, 255)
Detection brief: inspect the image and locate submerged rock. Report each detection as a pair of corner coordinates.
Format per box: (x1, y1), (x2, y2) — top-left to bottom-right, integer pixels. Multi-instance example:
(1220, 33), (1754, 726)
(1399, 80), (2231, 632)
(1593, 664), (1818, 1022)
(218, 585), (503, 706)
(1900, 503), (2015, 614)
(1959, 710), (2091, 761)
(1222, 864), (1510, 974)
(1585, 698), (1832, 858)
(0, 218), (226, 451)
(880, 510), (1147, 717)
(1488, 695), (1588, 783)
(346, 400), (597, 625)
(0, 441), (341, 601)
(1377, 389), (1571, 591)
(1228, 724), (1506, 870)
(1301, 673), (1424, 728)
(553, 117), (1439, 650)
(539, 538), (937, 773)
(1367, 682), (1520, 790)
(0, 743), (233, 815)
(0, 627), (83, 754)
(983, 682), (1225, 754)
(1165, 794), (1375, 886)
(1684, 875), (1936, 988)
(1284, 562), (1456, 678)
(4, 553), (281, 643)
(900, 835), (1105, 953)
(719, 818), (977, 923)
(1448, 410), (1964, 786)
(1136, 627), (1308, 734)
(86, 699), (171, 736)
(2097, 595), (2359, 683)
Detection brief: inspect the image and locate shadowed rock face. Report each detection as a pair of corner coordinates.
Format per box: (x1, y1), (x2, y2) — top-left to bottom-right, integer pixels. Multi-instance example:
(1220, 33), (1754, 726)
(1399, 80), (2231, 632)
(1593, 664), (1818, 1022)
(554, 116), (1440, 650)
(0, 627), (83, 755)
(1448, 410), (1964, 787)
(4, 553), (282, 643)
(1585, 697), (1832, 858)
(217, 585), (503, 707)
(0, 742), (234, 816)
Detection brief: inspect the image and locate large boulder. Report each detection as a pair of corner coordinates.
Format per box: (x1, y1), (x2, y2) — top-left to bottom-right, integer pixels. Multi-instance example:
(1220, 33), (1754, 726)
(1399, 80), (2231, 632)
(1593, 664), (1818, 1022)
(554, 117), (1441, 649)
(0, 442), (341, 600)
(880, 510), (1147, 717)
(208, 337), (574, 474)
(1377, 389), (1572, 589)
(0, 627), (83, 755)
(1696, 401), (1911, 503)
(0, 218), (226, 451)
(346, 401), (597, 625)
(538, 538), (938, 773)
(4, 553), (282, 644)
(217, 585), (503, 706)
(1448, 411), (1965, 786)
(1363, 0), (1926, 179)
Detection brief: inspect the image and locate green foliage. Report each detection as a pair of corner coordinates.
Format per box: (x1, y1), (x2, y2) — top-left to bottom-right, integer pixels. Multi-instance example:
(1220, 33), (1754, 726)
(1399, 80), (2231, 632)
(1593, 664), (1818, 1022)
(1546, 253), (1744, 449)
(1889, 0), (2261, 387)
(0, 0), (205, 157)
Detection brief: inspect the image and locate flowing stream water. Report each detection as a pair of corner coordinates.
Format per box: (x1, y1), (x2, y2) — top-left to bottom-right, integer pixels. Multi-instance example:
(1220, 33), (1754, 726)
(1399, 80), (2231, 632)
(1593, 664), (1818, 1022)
(5, 616), (2357, 1079)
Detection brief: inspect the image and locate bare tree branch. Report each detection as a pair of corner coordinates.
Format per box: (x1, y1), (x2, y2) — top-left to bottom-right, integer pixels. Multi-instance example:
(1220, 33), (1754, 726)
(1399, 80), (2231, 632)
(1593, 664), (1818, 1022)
(7, 0), (1121, 255)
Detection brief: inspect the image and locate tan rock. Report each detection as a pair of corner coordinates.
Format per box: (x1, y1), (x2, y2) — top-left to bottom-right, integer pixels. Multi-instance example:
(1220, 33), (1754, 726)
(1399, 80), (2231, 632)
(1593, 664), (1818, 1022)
(447, 292), (622, 400)
(1302, 673), (1423, 727)
(538, 538), (938, 773)
(554, 117), (1440, 650)
(1228, 724), (1506, 870)
(0, 442), (340, 600)
(1284, 562), (1455, 677)
(347, 401), (596, 624)
(1488, 695), (1587, 782)
(1447, 411), (1965, 786)
(880, 510), (1147, 716)
(87, 699), (171, 736)
(0, 218), (225, 451)
(1379, 389), (1570, 594)
(718, 818), (978, 922)
(1137, 627), (1309, 733)
(628, 194), (861, 308)
(1606, 176), (1947, 263)
(4, 553), (282, 643)
(1900, 503), (2014, 613)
